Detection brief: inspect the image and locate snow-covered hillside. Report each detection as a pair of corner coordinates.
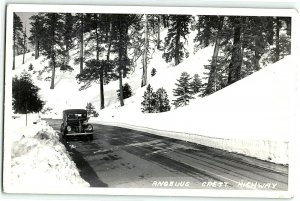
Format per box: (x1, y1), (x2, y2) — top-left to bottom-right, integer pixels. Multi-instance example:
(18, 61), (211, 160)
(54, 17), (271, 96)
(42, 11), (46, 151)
(95, 55), (295, 164)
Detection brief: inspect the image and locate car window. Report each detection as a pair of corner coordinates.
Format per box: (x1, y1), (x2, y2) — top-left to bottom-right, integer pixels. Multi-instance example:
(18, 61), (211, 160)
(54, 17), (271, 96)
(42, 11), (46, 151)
(67, 113), (87, 119)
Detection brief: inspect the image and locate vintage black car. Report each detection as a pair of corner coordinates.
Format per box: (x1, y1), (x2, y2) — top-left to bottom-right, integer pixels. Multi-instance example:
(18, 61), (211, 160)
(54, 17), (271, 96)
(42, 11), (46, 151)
(60, 109), (93, 140)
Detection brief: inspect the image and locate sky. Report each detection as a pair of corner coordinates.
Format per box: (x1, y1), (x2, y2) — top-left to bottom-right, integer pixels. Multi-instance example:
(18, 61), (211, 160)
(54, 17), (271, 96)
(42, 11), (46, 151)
(15, 12), (36, 38)
(15, 12), (37, 50)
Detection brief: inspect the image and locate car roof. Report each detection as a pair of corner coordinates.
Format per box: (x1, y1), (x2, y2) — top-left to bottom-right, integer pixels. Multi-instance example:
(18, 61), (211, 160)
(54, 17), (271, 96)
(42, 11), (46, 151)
(63, 109), (87, 114)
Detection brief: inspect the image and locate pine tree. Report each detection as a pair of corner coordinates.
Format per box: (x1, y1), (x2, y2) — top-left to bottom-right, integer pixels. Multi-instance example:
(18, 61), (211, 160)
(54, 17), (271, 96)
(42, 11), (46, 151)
(155, 88), (171, 112)
(163, 15), (192, 66)
(203, 16), (225, 95)
(28, 63), (33, 71)
(117, 83), (132, 100)
(227, 16), (244, 86)
(73, 13), (87, 73)
(86, 102), (96, 116)
(60, 13), (74, 71)
(261, 17), (291, 64)
(29, 13), (44, 60)
(39, 13), (64, 89)
(111, 14), (139, 106)
(151, 68), (157, 77)
(13, 13), (24, 70)
(76, 59), (114, 110)
(22, 26), (27, 64)
(141, 84), (156, 113)
(12, 71), (44, 114)
(83, 13), (109, 109)
(194, 15), (220, 50)
(190, 74), (202, 94)
(172, 72), (194, 108)
(141, 14), (149, 87)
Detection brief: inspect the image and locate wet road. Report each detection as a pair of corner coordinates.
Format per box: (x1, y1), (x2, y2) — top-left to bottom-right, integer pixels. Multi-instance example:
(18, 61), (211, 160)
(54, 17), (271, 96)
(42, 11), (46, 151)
(46, 119), (288, 190)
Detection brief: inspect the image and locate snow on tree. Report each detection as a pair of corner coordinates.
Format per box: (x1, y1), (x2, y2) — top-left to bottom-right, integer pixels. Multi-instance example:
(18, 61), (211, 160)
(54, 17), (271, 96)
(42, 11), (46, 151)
(155, 87), (171, 112)
(190, 74), (202, 94)
(13, 13), (24, 70)
(117, 83), (132, 100)
(12, 71), (44, 114)
(141, 84), (156, 113)
(163, 15), (192, 66)
(172, 72), (194, 108)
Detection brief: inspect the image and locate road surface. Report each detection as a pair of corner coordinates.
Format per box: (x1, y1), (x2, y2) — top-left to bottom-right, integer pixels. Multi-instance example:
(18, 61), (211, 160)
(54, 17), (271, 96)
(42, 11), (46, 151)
(46, 119), (288, 190)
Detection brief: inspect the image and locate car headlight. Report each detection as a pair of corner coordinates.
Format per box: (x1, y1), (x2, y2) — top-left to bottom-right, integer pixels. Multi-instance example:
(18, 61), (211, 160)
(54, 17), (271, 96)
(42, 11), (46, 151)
(67, 126), (72, 132)
(85, 124), (93, 131)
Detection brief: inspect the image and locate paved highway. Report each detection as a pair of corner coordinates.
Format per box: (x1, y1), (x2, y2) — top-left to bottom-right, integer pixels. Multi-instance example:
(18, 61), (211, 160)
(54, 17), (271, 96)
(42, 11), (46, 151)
(46, 119), (288, 190)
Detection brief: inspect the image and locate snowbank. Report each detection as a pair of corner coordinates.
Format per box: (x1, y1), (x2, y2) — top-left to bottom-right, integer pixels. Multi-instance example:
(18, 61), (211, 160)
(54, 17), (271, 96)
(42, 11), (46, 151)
(7, 114), (89, 192)
(94, 56), (295, 165)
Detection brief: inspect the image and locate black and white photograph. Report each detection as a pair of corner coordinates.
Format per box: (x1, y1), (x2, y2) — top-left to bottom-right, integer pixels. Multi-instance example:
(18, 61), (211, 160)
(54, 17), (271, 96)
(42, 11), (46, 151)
(3, 4), (297, 198)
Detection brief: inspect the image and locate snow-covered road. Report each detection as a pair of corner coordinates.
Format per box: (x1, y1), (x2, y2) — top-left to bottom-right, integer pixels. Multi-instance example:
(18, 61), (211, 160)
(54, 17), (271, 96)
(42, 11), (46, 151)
(46, 119), (288, 190)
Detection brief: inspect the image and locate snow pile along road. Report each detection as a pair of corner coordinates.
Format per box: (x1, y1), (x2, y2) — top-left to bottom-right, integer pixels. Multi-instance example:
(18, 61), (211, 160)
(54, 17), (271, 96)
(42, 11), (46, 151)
(8, 115), (89, 192)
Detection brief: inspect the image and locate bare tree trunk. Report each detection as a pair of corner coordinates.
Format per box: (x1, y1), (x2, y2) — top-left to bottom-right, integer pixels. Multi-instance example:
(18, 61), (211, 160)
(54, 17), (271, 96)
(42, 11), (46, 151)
(227, 17), (243, 86)
(157, 15), (161, 49)
(22, 27), (26, 64)
(95, 14), (105, 110)
(79, 14), (84, 73)
(100, 73), (104, 109)
(50, 15), (56, 90)
(50, 56), (56, 89)
(141, 14), (148, 87)
(205, 16), (224, 95)
(106, 20), (112, 61)
(35, 36), (39, 59)
(119, 67), (124, 106)
(275, 17), (280, 62)
(13, 38), (15, 70)
(96, 14), (100, 61)
(174, 16), (181, 66)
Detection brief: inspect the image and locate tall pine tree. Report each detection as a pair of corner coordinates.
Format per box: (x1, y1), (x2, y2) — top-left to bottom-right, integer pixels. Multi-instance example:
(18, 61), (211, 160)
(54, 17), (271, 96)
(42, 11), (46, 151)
(163, 15), (192, 66)
(111, 14), (139, 106)
(172, 72), (194, 108)
(13, 13), (24, 70)
(155, 87), (171, 112)
(29, 13), (44, 60)
(141, 84), (156, 113)
(190, 74), (202, 94)
(76, 59), (114, 109)
(39, 13), (64, 89)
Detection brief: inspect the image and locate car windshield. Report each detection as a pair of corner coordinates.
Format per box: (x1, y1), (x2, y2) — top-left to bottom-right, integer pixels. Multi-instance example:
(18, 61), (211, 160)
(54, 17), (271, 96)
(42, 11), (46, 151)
(67, 113), (86, 120)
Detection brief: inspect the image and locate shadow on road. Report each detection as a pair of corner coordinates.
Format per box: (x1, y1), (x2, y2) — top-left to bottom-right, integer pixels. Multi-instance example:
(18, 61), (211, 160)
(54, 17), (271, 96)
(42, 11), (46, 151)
(62, 138), (108, 187)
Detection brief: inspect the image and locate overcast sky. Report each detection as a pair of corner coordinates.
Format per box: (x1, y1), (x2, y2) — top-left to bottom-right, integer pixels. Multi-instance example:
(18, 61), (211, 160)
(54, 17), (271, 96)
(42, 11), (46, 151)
(15, 12), (36, 37)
